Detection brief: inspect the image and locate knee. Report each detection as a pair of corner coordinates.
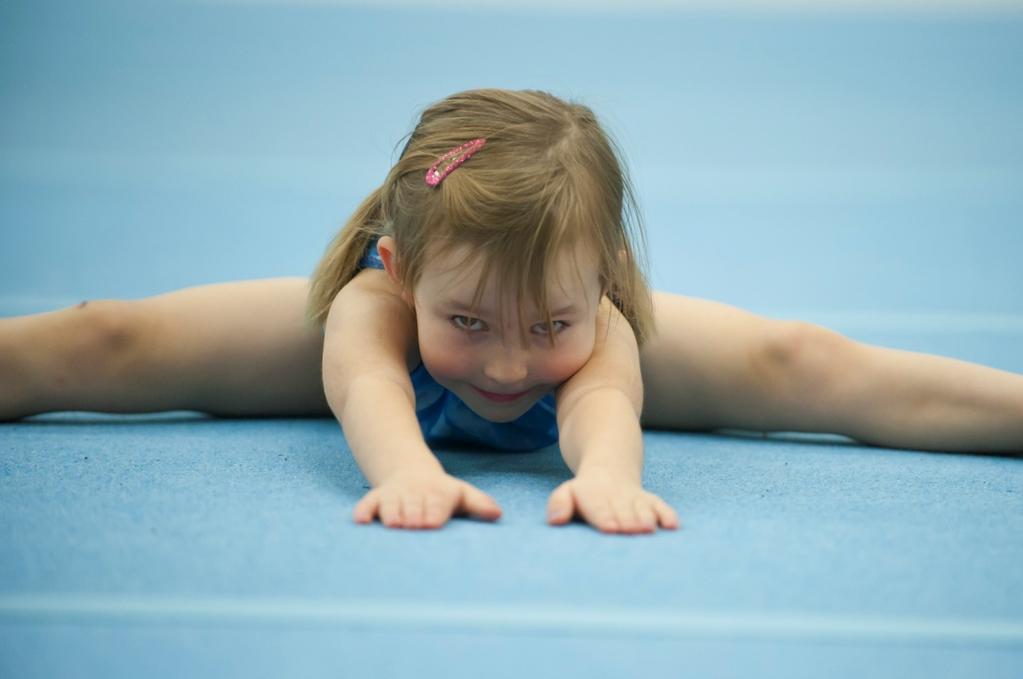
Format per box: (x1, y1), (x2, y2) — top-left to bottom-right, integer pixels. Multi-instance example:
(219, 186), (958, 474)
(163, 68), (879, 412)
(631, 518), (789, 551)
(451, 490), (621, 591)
(756, 321), (853, 396)
(65, 300), (149, 375)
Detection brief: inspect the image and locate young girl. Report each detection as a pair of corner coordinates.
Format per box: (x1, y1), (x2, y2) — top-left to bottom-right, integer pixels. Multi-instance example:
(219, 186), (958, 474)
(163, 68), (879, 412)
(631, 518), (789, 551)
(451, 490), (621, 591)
(2, 89), (1021, 535)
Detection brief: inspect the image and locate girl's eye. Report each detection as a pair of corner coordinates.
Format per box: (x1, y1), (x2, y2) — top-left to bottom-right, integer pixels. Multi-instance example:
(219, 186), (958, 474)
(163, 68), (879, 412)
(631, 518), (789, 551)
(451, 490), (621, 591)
(532, 320), (569, 335)
(451, 315), (486, 332)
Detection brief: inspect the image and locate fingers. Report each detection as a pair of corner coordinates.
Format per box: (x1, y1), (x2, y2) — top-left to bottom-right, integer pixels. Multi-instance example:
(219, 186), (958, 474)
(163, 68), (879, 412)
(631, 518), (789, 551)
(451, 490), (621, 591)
(611, 497), (643, 534)
(379, 493), (403, 528)
(352, 488), (448, 530)
(352, 479), (502, 530)
(353, 490), (379, 525)
(356, 478), (679, 534)
(402, 495), (425, 529)
(458, 481), (503, 522)
(591, 507), (619, 533)
(632, 497), (658, 533)
(546, 481), (575, 525)
(570, 485), (679, 535)
(550, 481), (619, 533)
(567, 489), (643, 534)
(653, 497), (681, 530)
(423, 493), (449, 527)
(607, 495), (678, 534)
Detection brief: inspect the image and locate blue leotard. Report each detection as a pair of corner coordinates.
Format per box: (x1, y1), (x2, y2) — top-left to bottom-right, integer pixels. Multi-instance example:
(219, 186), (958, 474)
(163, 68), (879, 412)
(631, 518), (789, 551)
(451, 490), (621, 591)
(357, 238), (558, 451)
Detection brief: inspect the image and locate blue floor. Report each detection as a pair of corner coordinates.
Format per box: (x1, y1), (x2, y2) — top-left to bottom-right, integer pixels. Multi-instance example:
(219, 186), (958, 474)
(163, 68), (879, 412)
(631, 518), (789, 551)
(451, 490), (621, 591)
(2, 2), (1022, 677)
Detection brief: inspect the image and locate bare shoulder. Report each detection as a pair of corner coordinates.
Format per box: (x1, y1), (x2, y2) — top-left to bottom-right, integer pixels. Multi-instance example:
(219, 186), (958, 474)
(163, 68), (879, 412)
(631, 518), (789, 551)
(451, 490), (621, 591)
(596, 294), (640, 351)
(341, 268), (407, 301)
(326, 269), (420, 372)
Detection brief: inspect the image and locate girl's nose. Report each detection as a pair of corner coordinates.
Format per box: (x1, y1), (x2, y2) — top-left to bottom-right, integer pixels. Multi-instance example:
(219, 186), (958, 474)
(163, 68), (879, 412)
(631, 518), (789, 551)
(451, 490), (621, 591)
(483, 350), (529, 386)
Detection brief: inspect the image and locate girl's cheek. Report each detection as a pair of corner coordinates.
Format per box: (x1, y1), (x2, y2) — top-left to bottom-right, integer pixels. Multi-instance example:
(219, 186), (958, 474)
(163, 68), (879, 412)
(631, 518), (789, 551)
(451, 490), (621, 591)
(425, 351), (471, 380)
(542, 337), (595, 383)
(419, 328), (474, 379)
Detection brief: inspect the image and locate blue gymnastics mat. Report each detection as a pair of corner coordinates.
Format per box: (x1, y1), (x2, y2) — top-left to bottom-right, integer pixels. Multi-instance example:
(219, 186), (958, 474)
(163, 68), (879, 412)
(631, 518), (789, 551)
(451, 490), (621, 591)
(2, 2), (1022, 677)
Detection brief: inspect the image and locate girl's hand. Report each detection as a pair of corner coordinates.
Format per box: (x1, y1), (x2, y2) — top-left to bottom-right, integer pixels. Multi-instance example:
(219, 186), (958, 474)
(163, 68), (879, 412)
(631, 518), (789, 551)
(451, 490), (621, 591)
(546, 473), (680, 534)
(353, 469), (502, 529)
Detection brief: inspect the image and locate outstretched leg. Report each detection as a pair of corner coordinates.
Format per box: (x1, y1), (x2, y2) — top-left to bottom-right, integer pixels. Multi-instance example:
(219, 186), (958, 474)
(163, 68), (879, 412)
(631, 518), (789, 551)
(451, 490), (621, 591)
(640, 291), (1023, 453)
(0, 278), (328, 420)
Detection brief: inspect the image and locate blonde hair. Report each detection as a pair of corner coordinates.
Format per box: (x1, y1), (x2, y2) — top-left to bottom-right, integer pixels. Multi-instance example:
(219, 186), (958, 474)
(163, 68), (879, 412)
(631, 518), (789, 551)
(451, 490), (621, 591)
(307, 88), (654, 346)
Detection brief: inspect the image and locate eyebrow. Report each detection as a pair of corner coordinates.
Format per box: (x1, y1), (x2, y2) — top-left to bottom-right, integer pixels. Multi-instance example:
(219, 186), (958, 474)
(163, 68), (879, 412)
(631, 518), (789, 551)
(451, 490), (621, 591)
(445, 300), (580, 318)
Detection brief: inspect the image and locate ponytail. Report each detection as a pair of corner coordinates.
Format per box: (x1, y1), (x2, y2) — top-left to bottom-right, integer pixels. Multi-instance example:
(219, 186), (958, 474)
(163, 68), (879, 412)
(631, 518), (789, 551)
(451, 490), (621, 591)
(306, 185), (387, 325)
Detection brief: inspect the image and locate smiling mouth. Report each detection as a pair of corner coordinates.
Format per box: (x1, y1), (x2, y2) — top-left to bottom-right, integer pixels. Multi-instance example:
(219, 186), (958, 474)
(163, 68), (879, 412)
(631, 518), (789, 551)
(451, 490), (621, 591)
(473, 386), (529, 403)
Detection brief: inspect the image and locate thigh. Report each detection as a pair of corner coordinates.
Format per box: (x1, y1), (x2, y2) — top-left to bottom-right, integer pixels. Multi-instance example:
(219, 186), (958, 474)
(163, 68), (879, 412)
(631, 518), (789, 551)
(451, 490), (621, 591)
(639, 291), (784, 431)
(138, 277), (329, 416)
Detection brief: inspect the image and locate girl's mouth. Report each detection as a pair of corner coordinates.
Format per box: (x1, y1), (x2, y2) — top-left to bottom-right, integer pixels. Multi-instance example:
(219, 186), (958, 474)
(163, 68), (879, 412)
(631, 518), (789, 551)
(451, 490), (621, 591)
(473, 386), (529, 403)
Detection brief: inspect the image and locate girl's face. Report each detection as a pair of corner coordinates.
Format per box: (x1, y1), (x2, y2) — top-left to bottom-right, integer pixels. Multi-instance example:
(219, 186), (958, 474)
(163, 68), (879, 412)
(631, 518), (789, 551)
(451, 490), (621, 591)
(412, 244), (603, 423)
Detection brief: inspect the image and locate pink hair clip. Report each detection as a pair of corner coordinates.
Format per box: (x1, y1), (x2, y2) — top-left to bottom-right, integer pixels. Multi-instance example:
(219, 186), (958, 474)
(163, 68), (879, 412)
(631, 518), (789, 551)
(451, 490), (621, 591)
(425, 138), (487, 187)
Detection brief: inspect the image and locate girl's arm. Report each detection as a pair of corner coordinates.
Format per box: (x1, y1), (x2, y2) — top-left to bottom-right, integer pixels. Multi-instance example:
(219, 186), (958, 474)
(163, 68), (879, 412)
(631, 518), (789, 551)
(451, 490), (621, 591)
(323, 272), (501, 529)
(550, 297), (679, 534)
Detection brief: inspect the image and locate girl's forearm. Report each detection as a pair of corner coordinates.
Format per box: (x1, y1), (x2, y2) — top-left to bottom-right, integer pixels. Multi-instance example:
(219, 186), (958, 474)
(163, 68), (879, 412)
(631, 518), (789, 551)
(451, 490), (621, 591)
(328, 373), (444, 485)
(558, 387), (644, 485)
